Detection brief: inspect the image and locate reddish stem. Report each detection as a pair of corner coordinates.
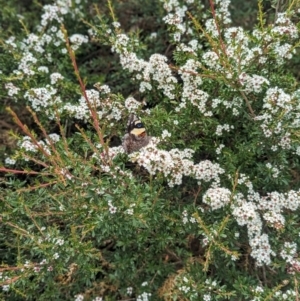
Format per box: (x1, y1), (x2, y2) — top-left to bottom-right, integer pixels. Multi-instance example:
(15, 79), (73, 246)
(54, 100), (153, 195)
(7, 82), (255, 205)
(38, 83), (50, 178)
(0, 167), (45, 175)
(209, 0), (227, 56)
(61, 25), (108, 159)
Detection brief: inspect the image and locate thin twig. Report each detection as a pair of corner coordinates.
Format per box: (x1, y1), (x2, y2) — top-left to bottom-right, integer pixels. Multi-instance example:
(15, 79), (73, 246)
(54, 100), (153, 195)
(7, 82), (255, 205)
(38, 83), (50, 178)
(61, 25), (109, 160)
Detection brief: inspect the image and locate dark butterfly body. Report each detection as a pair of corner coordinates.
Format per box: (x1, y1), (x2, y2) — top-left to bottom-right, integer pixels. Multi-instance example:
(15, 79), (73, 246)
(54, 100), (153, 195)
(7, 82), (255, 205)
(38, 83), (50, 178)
(122, 114), (151, 154)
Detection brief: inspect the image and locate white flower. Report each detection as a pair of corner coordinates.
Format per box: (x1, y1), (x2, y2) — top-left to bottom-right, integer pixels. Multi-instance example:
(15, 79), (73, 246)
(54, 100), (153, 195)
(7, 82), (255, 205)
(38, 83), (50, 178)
(112, 22), (120, 28)
(125, 97), (143, 112)
(127, 287), (133, 295)
(74, 294), (84, 301)
(37, 66), (49, 73)
(55, 238), (64, 246)
(109, 204), (117, 214)
(149, 32), (157, 39)
(69, 34), (88, 50)
(161, 130), (171, 139)
(50, 72), (64, 84)
(136, 292), (151, 301)
(98, 85), (111, 94)
(24, 86), (58, 111)
(5, 157), (16, 165)
(126, 209), (134, 215)
(5, 82), (20, 96)
(47, 133), (61, 143)
(280, 242), (297, 263)
(203, 293), (211, 301)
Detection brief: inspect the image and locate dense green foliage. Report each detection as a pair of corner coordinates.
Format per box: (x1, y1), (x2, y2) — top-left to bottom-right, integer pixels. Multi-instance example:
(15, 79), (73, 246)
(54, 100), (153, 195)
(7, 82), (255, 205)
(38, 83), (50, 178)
(1, 0), (300, 300)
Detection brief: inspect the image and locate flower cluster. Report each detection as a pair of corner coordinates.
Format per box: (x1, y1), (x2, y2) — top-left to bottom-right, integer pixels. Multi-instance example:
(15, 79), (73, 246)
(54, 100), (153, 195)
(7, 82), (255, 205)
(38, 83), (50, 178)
(131, 142), (224, 187)
(271, 13), (298, 39)
(257, 190), (300, 212)
(177, 59), (210, 115)
(182, 210), (196, 225)
(174, 274), (199, 300)
(16, 133), (62, 162)
(280, 242), (297, 263)
(161, 129), (172, 140)
(2, 0), (87, 125)
(108, 200), (117, 214)
(192, 160), (224, 185)
(238, 73), (269, 94)
(263, 211), (285, 229)
(232, 190), (270, 265)
(274, 290), (297, 300)
(215, 124), (234, 136)
(130, 142), (194, 186)
(111, 33), (178, 98)
(253, 87), (300, 151)
(63, 89), (100, 121)
(19, 136), (38, 153)
(162, 0), (189, 42)
(263, 87), (292, 113)
(265, 163), (280, 178)
(24, 86), (60, 112)
(4, 157), (16, 165)
(213, 0), (231, 25)
(63, 89), (144, 123)
(50, 72), (64, 84)
(124, 96), (145, 112)
(69, 34), (88, 51)
(249, 233), (274, 266)
(202, 187), (231, 210)
(280, 242), (300, 275)
(5, 82), (20, 97)
(136, 292), (151, 301)
(231, 172), (300, 266)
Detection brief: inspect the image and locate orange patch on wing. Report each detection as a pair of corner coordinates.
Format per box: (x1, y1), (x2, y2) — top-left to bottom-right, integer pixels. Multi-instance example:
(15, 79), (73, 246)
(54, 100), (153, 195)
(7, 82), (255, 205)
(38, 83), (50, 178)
(138, 131), (146, 138)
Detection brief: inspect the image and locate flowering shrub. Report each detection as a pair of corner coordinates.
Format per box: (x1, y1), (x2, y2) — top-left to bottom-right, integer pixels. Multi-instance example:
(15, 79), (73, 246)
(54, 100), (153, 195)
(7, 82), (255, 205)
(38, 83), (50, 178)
(1, 0), (300, 300)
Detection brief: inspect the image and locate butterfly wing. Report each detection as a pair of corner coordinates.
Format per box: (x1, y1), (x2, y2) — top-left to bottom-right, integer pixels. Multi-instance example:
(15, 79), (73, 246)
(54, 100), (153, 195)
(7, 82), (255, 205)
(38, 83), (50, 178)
(122, 114), (151, 154)
(127, 114), (146, 137)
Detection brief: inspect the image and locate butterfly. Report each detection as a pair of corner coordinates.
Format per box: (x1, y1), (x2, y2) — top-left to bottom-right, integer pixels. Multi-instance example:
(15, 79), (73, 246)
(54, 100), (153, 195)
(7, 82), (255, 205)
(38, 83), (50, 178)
(122, 114), (151, 154)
